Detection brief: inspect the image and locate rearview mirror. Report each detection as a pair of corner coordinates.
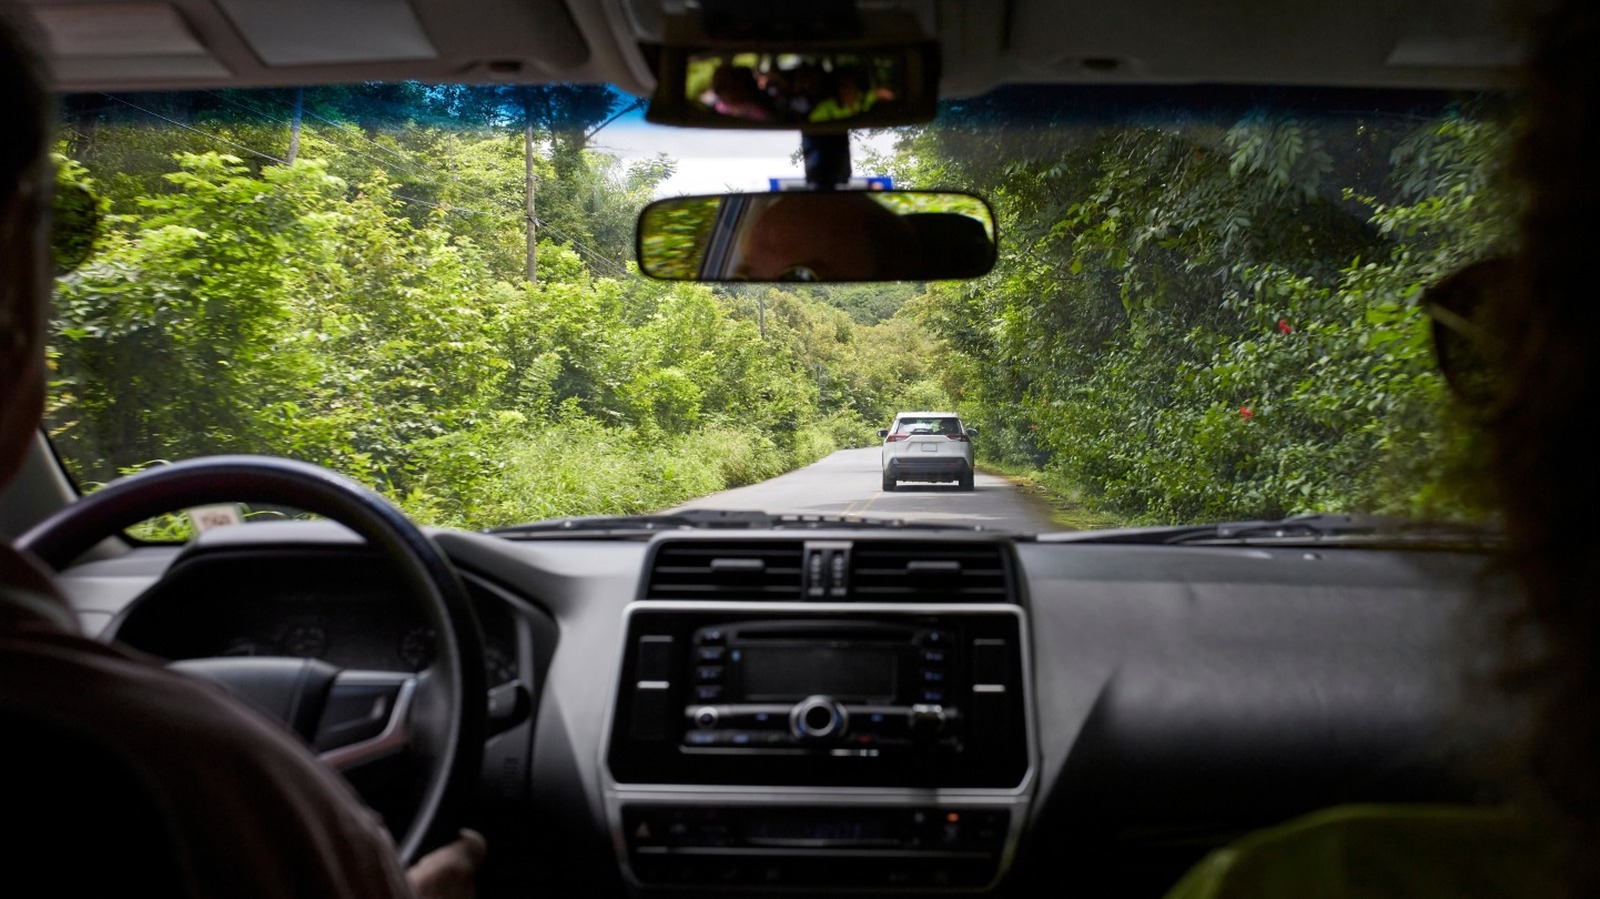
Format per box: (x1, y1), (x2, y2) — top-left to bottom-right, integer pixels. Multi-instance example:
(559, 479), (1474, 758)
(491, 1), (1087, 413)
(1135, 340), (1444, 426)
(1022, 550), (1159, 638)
(647, 45), (939, 130)
(637, 190), (997, 282)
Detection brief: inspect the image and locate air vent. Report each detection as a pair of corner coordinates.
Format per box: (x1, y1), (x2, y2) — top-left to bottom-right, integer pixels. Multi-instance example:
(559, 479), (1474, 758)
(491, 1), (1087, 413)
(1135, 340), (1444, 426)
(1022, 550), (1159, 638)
(645, 541), (805, 600)
(850, 541), (1012, 602)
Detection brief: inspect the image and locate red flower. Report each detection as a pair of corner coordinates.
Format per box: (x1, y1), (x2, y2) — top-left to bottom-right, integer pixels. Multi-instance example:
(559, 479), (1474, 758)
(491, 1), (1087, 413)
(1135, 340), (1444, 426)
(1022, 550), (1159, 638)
(1277, 318), (1292, 334)
(1240, 406), (1254, 419)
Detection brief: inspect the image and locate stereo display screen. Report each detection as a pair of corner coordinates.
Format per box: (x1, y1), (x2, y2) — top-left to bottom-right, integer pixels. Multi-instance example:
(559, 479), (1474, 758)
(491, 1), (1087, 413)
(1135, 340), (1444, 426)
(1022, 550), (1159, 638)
(740, 646), (898, 701)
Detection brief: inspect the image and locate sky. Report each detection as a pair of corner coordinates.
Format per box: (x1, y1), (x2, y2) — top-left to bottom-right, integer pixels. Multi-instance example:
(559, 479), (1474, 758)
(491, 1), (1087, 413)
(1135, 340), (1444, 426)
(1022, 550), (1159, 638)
(593, 107), (902, 197)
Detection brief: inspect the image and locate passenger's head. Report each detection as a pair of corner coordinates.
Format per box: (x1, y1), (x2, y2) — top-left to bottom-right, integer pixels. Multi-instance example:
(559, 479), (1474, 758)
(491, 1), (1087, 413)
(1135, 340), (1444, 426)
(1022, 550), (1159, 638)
(1486, 0), (1600, 891)
(711, 64), (759, 104)
(734, 192), (916, 281)
(0, 6), (52, 489)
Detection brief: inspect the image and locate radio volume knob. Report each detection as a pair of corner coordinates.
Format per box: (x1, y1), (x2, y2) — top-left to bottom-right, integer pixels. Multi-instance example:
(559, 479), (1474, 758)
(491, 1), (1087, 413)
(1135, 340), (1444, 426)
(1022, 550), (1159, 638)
(790, 695), (848, 741)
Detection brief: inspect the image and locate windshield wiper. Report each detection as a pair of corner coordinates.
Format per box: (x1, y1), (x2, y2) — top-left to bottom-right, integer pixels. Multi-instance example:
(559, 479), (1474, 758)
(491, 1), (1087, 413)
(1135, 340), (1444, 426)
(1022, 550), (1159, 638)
(1041, 512), (1498, 549)
(488, 509), (984, 539)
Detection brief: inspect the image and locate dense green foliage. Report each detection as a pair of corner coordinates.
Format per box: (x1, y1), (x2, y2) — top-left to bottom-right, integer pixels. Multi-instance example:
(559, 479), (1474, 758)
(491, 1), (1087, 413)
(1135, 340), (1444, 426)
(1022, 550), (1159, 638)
(46, 91), (947, 529)
(887, 95), (1513, 523)
(45, 86), (1511, 530)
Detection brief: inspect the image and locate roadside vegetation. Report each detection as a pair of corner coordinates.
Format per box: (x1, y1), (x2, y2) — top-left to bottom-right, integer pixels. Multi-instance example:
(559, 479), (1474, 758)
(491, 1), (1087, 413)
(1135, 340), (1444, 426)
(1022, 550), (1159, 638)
(974, 460), (1127, 531)
(883, 93), (1512, 525)
(47, 86), (1511, 529)
(46, 87), (947, 529)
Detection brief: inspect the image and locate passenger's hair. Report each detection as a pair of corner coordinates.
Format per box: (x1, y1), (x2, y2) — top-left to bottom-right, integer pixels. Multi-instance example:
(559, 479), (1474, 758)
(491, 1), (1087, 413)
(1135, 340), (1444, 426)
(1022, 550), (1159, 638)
(0, 2), (50, 382)
(1490, 1), (1600, 895)
(0, 4), (48, 199)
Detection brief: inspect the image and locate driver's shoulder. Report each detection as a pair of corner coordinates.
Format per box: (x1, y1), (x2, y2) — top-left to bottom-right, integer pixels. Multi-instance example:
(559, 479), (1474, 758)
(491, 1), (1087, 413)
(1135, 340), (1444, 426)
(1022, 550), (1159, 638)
(0, 620), (337, 784)
(0, 622), (410, 897)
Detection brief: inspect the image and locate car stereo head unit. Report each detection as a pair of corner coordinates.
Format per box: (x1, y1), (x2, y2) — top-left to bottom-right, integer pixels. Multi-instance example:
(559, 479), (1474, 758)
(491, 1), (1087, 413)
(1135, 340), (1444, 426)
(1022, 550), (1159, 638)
(607, 606), (1029, 789)
(682, 619), (963, 754)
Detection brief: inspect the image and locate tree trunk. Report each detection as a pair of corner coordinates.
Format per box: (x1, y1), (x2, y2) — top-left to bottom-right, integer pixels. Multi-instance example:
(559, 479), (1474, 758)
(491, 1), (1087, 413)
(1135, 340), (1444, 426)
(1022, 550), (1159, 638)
(286, 87), (304, 164)
(524, 111), (537, 284)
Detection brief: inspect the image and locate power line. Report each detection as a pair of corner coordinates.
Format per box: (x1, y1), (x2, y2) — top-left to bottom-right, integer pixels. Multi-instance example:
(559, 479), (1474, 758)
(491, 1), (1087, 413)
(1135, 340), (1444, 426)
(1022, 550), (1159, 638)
(204, 89), (511, 214)
(256, 91), (637, 277)
(535, 219), (633, 279)
(392, 193), (512, 219)
(250, 91), (644, 277)
(100, 90), (640, 281)
(99, 94), (287, 165)
(103, 93), (498, 226)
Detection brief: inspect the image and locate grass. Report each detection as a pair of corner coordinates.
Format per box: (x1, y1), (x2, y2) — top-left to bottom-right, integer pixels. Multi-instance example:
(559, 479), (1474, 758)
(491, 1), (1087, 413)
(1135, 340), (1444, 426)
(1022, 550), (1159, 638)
(976, 458), (1127, 532)
(396, 416), (851, 530)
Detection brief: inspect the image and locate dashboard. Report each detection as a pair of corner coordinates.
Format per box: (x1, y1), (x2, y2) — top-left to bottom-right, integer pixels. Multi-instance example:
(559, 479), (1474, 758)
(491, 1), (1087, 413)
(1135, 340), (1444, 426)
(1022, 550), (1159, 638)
(50, 520), (1502, 898)
(113, 549), (522, 683)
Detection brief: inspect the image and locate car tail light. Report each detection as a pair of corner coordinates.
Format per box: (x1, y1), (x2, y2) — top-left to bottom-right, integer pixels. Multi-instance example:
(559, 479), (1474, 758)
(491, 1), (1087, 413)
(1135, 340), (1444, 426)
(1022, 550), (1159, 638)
(947, 434), (969, 441)
(885, 434), (910, 442)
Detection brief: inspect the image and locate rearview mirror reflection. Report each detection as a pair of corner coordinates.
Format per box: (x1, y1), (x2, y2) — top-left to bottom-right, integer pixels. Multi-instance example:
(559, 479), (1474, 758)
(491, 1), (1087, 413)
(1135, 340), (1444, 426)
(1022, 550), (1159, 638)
(646, 45), (939, 129)
(637, 190), (997, 282)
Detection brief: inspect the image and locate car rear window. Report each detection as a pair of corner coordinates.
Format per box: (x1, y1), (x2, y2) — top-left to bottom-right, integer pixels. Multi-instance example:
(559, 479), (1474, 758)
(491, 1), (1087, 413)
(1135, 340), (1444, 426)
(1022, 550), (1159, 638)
(895, 418), (961, 435)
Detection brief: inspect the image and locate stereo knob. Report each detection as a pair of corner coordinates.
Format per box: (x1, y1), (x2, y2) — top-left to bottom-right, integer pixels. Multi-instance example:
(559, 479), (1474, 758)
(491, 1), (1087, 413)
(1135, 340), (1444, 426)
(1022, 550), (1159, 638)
(790, 695), (848, 741)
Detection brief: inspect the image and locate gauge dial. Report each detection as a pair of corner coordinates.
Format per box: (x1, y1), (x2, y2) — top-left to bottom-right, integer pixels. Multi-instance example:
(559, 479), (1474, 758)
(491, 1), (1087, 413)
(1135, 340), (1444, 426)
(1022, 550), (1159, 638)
(399, 627), (437, 670)
(283, 624), (327, 658)
(223, 637), (273, 657)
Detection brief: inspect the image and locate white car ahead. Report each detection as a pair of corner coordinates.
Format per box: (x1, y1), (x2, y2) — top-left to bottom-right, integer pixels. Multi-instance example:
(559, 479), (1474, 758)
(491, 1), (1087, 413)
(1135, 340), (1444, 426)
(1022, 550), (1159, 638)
(878, 412), (977, 492)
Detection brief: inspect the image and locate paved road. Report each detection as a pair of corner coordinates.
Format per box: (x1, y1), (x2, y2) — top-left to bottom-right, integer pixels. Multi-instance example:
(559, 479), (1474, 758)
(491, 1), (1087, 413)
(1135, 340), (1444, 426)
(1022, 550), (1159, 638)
(671, 447), (1061, 534)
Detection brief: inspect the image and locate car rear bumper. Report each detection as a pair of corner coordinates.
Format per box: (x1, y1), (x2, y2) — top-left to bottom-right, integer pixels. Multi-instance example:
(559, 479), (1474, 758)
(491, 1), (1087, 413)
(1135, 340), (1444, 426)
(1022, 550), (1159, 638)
(885, 458), (972, 482)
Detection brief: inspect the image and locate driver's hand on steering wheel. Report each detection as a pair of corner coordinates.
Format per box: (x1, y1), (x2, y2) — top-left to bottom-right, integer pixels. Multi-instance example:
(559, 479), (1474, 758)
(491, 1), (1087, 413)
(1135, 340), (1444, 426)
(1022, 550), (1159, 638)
(407, 829), (488, 899)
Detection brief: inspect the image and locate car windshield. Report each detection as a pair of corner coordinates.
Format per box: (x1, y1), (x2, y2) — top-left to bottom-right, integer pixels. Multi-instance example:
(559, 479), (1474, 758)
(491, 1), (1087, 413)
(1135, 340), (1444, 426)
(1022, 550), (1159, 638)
(43, 84), (1511, 535)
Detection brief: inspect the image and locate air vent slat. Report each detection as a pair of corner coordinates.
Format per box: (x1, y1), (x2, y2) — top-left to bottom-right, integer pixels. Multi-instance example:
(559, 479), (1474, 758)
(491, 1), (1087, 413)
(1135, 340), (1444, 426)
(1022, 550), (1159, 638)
(849, 541), (1012, 603)
(645, 539), (1011, 603)
(645, 541), (806, 600)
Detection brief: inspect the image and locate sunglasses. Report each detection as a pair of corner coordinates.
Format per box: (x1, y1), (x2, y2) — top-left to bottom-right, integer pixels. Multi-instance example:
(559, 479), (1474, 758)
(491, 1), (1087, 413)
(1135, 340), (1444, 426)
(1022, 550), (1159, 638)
(1422, 256), (1512, 408)
(50, 165), (103, 274)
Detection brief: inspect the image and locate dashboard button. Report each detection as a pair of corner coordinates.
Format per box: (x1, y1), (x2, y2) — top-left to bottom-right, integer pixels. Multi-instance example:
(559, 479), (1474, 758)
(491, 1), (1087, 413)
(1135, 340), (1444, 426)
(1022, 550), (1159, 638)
(629, 685), (673, 740)
(972, 638), (1008, 685)
(635, 635), (674, 682)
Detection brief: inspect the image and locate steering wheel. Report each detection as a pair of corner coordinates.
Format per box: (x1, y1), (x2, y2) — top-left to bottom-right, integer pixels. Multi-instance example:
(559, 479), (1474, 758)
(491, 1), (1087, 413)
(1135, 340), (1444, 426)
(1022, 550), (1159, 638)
(16, 455), (487, 864)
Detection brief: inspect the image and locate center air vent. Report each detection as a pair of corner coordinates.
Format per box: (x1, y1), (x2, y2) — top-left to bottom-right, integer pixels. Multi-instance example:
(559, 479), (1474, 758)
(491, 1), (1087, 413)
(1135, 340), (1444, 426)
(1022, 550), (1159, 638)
(850, 541), (1012, 603)
(645, 541), (805, 600)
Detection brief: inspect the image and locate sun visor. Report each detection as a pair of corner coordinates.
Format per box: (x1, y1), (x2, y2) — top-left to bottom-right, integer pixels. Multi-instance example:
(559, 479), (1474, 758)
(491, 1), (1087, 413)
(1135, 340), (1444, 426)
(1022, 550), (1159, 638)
(215, 0), (437, 65)
(31, 4), (229, 82)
